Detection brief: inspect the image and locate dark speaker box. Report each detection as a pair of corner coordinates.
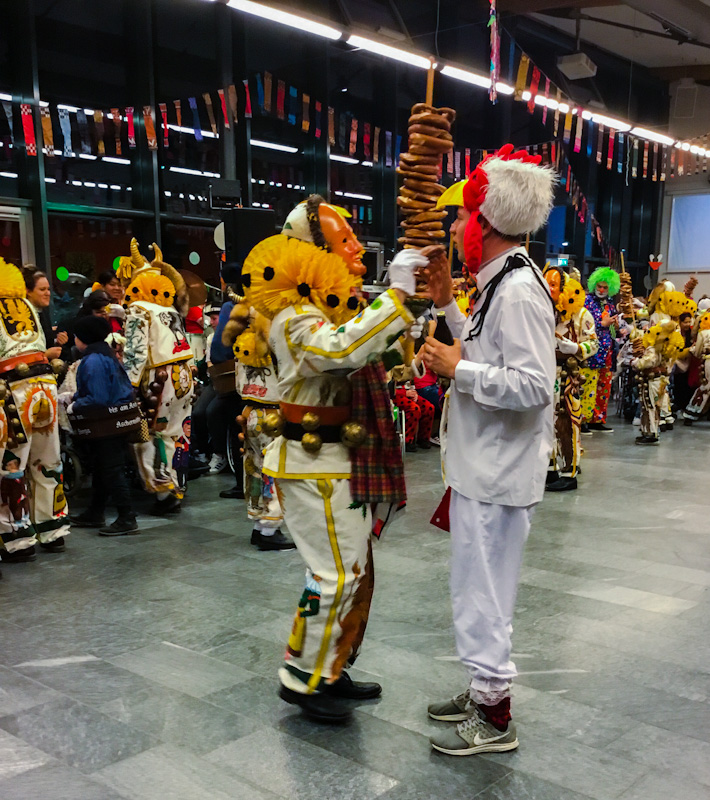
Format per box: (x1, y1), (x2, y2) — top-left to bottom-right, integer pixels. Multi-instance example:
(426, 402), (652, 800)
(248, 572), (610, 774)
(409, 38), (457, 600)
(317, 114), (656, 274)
(221, 208), (277, 292)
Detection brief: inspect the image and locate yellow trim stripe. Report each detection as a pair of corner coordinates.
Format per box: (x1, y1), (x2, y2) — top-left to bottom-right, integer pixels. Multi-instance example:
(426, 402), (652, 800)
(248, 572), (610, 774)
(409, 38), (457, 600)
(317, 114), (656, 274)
(285, 307), (404, 360)
(387, 288), (415, 324)
(307, 479), (345, 694)
(262, 467), (351, 481)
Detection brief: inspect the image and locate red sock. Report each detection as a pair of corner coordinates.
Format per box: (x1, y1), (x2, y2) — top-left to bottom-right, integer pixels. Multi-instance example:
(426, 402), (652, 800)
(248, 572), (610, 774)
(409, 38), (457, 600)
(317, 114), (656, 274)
(478, 697), (511, 731)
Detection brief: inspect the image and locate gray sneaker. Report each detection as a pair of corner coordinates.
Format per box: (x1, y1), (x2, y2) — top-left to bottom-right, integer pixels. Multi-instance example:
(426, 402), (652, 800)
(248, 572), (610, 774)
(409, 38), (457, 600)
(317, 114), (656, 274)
(428, 689), (476, 722)
(430, 710), (519, 756)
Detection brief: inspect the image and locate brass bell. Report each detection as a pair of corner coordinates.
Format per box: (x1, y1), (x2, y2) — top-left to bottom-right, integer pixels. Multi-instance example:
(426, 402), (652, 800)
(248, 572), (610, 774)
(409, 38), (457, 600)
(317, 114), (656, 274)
(15, 362), (30, 378)
(341, 421), (368, 448)
(6, 403), (16, 413)
(560, 371), (567, 380)
(0, 380), (7, 402)
(155, 368), (169, 384)
(262, 411), (284, 437)
(301, 412), (320, 432)
(11, 418), (22, 429)
(15, 433), (26, 443)
(50, 358), (65, 375)
(301, 432), (322, 454)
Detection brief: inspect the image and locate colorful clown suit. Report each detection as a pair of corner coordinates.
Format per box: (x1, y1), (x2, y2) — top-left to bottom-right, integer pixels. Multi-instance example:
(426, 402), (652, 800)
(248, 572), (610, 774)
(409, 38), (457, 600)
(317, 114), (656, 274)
(242, 214), (413, 700)
(632, 321), (685, 444)
(120, 240), (194, 497)
(552, 281), (598, 479)
(0, 259), (68, 555)
(684, 314), (710, 421)
(233, 318), (284, 534)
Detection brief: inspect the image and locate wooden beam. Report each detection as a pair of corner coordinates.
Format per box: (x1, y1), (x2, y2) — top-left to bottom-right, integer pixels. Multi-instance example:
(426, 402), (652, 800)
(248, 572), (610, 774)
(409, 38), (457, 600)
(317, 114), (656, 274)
(498, 0), (621, 13)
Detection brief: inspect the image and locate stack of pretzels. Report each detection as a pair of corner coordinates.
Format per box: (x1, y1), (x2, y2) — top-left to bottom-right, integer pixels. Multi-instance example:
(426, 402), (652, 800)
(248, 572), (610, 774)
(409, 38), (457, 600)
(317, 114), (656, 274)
(617, 271), (635, 322)
(396, 103), (456, 250)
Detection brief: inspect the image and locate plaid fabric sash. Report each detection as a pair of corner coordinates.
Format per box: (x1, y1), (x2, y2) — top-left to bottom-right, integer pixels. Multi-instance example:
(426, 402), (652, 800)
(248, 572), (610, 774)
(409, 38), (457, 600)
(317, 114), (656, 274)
(349, 360), (406, 505)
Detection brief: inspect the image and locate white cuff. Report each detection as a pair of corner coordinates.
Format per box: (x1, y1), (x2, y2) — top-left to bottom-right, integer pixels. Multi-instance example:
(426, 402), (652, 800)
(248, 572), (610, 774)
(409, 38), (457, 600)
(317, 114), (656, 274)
(453, 359), (481, 395)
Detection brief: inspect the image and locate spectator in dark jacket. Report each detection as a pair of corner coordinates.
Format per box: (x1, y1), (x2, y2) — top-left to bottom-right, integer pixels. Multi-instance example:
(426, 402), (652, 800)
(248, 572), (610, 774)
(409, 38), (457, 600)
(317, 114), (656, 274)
(68, 315), (139, 536)
(56, 290), (111, 363)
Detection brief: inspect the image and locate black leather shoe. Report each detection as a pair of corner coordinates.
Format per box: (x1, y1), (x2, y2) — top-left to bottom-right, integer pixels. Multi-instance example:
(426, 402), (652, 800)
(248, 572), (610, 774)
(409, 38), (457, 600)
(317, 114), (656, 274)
(256, 530), (296, 551)
(546, 470), (559, 485)
(545, 476), (578, 492)
(635, 435), (659, 445)
(39, 537), (65, 552)
(250, 528), (260, 546)
(2, 546), (37, 562)
(220, 486), (245, 499)
(324, 671), (382, 700)
(279, 685), (352, 723)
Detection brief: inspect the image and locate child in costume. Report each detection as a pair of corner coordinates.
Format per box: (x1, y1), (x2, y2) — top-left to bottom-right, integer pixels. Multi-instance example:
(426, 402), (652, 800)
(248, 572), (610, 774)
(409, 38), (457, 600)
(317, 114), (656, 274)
(0, 258), (69, 562)
(242, 195), (421, 724)
(581, 267), (619, 433)
(226, 305), (294, 551)
(631, 320), (686, 444)
(683, 311), (710, 423)
(545, 270), (598, 492)
(119, 239), (194, 514)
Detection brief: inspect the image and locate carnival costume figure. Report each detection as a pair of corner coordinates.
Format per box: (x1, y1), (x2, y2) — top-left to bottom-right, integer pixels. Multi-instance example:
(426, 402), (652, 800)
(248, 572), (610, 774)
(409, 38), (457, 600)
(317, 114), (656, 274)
(545, 270), (598, 492)
(0, 258), (68, 561)
(119, 240), (194, 512)
(631, 320), (685, 444)
(581, 267), (619, 431)
(242, 195), (420, 724)
(224, 305), (293, 551)
(684, 311), (710, 422)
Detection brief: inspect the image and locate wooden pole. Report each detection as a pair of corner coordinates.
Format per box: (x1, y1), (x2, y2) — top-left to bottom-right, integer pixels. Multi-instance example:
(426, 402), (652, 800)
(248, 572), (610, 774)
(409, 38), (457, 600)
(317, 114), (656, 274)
(448, 234), (455, 270)
(426, 66), (435, 107)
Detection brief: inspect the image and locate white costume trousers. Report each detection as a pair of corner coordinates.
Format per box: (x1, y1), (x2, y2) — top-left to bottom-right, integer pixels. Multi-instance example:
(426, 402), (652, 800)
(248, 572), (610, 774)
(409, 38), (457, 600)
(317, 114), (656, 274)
(278, 477), (374, 695)
(450, 490), (534, 704)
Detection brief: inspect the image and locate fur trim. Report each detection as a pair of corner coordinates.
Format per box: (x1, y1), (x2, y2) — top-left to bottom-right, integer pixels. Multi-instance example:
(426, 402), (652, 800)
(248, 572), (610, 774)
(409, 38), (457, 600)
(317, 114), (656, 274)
(587, 267), (621, 297)
(659, 290), (696, 318)
(557, 277), (585, 319)
(0, 258), (26, 299)
(478, 158), (556, 236)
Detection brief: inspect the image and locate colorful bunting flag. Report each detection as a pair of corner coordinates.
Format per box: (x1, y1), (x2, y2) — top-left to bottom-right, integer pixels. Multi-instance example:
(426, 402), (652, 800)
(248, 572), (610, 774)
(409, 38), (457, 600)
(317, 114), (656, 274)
(263, 72), (272, 114)
(514, 54), (529, 101)
(288, 86), (298, 125)
(465, 147), (471, 176)
(255, 74), (265, 113)
(385, 130), (392, 167)
(173, 100), (182, 127)
(363, 122), (370, 159)
(563, 111), (572, 144)
(203, 93), (218, 136)
(328, 107), (335, 146)
(349, 117), (358, 156)
(111, 108), (122, 155)
(143, 106), (157, 150)
(573, 109), (582, 153)
(276, 80), (285, 119)
(652, 142), (658, 181)
(542, 78), (550, 125)
(528, 67), (540, 113)
(126, 107), (136, 148)
(302, 94), (310, 133)
(607, 129), (615, 170)
(93, 110), (105, 155)
(76, 109), (91, 154)
(632, 138), (639, 177)
(58, 107), (71, 156)
(596, 124), (604, 164)
(315, 101), (322, 139)
(642, 141), (649, 178)
(159, 103), (169, 147)
(617, 132), (624, 174)
(218, 89), (230, 129)
(242, 80), (252, 118)
(661, 146), (667, 181)
(1, 101), (13, 143)
(373, 125), (379, 162)
(40, 107), (54, 157)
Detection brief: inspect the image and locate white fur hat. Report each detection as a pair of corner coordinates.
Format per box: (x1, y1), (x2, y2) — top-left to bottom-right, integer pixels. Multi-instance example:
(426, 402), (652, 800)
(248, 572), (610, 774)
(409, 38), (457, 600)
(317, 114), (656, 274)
(698, 297), (710, 313)
(479, 157), (556, 236)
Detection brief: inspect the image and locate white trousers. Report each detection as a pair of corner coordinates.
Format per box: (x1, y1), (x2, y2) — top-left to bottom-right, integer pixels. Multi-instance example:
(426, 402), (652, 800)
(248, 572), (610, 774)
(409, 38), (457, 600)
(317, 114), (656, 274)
(450, 490), (534, 705)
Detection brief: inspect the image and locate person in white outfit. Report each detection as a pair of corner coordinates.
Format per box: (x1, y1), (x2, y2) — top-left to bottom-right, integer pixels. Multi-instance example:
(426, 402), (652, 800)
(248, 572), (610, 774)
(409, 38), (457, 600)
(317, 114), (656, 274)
(421, 144), (556, 757)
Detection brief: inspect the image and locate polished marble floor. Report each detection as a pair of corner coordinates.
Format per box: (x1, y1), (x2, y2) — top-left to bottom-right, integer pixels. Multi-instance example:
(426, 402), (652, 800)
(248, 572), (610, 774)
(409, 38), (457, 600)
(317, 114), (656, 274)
(1, 420), (709, 799)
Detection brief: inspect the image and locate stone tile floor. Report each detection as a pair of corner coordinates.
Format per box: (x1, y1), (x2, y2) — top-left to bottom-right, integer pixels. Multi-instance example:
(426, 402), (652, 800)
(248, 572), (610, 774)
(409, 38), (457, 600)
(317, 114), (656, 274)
(0, 421), (709, 798)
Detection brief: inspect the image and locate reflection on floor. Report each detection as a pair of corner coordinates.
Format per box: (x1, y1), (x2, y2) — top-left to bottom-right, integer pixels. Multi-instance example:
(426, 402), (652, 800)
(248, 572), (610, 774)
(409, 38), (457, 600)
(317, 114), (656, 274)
(0, 422), (709, 799)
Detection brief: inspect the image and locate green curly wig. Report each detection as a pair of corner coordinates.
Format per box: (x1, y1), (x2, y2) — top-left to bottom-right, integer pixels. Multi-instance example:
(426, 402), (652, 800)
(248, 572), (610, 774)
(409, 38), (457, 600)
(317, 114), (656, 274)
(587, 266), (620, 297)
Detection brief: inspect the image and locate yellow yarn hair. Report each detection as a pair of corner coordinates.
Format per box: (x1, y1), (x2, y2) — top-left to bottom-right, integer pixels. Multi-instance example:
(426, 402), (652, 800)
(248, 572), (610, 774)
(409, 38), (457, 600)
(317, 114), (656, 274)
(699, 311), (710, 331)
(233, 329), (271, 368)
(243, 235), (358, 323)
(0, 258), (26, 299)
(557, 277), (585, 319)
(125, 272), (175, 307)
(661, 290), (697, 318)
(643, 323), (685, 360)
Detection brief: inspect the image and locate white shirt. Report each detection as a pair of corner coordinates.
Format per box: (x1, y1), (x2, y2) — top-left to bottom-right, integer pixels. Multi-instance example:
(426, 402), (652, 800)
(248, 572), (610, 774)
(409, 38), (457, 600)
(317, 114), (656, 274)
(438, 246), (556, 507)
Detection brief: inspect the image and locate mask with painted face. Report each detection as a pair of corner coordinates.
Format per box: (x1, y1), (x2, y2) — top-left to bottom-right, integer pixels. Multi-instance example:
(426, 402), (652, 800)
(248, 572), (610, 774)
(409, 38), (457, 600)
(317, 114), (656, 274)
(318, 204), (366, 277)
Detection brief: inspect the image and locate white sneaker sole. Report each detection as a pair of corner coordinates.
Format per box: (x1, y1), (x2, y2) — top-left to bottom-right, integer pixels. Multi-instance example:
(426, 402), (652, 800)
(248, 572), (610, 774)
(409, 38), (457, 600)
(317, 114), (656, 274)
(428, 710), (471, 722)
(431, 738), (519, 756)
